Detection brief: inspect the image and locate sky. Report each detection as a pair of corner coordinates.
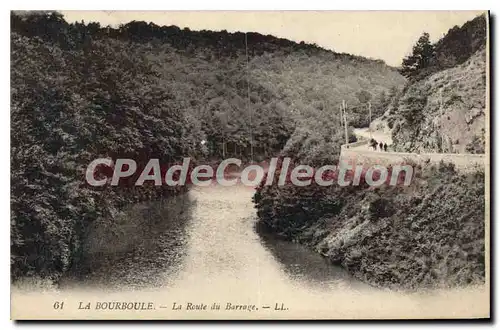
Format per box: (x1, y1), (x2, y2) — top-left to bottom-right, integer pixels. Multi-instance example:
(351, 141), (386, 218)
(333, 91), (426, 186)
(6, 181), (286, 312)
(61, 11), (485, 66)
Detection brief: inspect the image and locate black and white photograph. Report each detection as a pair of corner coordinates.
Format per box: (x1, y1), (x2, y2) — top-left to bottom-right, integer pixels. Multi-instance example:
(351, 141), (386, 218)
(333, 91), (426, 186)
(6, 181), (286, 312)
(9, 10), (489, 320)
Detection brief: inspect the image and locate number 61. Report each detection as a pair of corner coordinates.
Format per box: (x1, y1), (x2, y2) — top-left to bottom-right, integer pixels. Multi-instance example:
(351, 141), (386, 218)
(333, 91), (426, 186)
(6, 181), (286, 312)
(53, 301), (64, 310)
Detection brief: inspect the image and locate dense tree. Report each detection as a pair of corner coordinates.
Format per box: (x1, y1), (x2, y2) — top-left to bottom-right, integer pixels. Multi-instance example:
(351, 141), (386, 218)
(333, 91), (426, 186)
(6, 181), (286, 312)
(397, 14), (486, 83)
(399, 32), (435, 81)
(254, 13), (486, 290)
(254, 161), (485, 289)
(356, 89), (372, 104)
(10, 11), (404, 281)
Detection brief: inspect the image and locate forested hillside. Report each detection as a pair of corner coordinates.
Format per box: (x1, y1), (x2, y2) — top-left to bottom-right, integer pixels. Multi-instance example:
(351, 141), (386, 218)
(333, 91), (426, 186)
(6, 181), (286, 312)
(254, 14), (487, 289)
(11, 11), (404, 282)
(255, 162), (485, 289)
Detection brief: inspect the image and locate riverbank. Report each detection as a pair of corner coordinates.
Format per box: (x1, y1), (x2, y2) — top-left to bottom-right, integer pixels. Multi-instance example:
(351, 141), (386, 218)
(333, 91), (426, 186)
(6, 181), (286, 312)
(254, 161), (486, 290)
(12, 183), (488, 319)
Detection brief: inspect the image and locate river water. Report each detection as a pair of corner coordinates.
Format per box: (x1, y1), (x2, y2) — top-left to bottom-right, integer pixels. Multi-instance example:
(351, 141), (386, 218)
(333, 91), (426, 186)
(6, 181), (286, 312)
(11, 184), (488, 319)
(161, 184), (370, 293)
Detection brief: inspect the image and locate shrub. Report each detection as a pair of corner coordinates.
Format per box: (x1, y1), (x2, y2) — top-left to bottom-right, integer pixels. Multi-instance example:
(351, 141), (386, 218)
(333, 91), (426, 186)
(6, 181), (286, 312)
(466, 135), (485, 154)
(254, 161), (485, 289)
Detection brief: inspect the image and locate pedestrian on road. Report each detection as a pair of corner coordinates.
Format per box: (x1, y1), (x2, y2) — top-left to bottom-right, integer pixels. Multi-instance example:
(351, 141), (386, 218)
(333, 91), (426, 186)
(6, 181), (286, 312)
(383, 143), (388, 152)
(370, 138), (378, 151)
(379, 142), (383, 151)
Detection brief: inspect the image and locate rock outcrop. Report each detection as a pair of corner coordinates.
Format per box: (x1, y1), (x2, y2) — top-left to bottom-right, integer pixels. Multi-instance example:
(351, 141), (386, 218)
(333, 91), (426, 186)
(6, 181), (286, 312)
(390, 48), (486, 154)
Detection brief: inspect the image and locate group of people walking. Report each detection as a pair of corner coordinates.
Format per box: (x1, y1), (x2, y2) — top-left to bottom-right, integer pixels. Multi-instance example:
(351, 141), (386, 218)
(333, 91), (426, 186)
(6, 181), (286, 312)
(370, 138), (388, 152)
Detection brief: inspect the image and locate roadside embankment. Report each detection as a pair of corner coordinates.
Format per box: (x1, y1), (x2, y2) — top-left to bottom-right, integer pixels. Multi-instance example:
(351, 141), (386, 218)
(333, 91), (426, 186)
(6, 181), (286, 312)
(340, 140), (485, 172)
(254, 161), (485, 290)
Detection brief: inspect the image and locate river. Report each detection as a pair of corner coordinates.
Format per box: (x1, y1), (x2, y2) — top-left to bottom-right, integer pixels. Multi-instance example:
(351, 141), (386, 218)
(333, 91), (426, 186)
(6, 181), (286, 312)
(11, 184), (488, 319)
(163, 184), (370, 293)
(66, 183), (370, 294)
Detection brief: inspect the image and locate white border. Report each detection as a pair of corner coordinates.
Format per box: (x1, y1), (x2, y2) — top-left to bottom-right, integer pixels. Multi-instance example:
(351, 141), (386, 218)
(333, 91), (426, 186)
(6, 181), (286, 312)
(2, 1), (497, 328)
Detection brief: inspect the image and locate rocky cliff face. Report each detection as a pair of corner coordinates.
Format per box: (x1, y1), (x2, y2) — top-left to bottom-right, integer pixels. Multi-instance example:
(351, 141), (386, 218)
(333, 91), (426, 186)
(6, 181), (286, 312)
(390, 48), (486, 154)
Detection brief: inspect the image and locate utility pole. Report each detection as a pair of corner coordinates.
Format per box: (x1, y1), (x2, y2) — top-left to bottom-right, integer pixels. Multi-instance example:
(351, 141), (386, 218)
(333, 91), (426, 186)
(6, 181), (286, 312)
(439, 88), (444, 115)
(339, 104), (343, 127)
(342, 100), (349, 145)
(245, 32), (254, 162)
(368, 101), (372, 139)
